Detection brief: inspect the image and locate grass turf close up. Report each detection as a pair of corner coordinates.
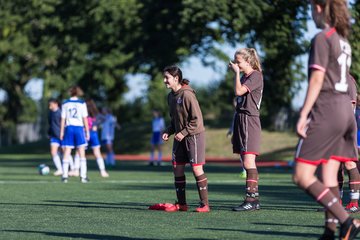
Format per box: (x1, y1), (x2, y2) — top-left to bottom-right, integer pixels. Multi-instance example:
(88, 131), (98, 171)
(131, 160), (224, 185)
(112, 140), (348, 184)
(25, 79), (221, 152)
(1, 154), (357, 240)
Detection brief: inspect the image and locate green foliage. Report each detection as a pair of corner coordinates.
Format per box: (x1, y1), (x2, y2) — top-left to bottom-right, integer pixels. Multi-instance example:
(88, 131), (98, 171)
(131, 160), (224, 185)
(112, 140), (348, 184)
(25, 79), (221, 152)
(0, 0), (311, 129)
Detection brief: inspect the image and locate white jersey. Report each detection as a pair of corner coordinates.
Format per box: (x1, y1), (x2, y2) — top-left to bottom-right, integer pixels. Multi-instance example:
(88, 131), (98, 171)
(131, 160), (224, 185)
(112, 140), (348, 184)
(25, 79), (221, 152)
(61, 98), (88, 127)
(101, 114), (116, 140)
(152, 117), (165, 132)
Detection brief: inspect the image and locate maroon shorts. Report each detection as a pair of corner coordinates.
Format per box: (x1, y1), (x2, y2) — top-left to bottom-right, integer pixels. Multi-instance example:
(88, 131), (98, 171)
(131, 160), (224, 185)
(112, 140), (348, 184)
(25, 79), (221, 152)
(232, 113), (261, 155)
(172, 132), (205, 166)
(295, 95), (358, 165)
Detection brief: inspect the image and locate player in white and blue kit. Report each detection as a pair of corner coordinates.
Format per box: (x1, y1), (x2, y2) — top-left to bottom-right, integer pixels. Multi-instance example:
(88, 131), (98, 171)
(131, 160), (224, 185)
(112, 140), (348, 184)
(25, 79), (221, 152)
(60, 86), (90, 183)
(100, 107), (118, 166)
(149, 109), (165, 166)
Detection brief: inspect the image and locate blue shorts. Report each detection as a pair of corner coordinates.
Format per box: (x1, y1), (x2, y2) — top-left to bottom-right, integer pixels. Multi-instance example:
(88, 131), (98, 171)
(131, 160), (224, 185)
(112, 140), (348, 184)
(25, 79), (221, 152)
(88, 131), (100, 148)
(102, 139), (113, 145)
(357, 130), (360, 148)
(50, 137), (62, 146)
(62, 126), (87, 149)
(151, 131), (162, 145)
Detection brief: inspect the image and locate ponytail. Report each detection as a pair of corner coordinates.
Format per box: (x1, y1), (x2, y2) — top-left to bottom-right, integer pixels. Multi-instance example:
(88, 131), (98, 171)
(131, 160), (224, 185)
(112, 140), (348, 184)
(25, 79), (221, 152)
(235, 48), (262, 72)
(314, 0), (350, 38)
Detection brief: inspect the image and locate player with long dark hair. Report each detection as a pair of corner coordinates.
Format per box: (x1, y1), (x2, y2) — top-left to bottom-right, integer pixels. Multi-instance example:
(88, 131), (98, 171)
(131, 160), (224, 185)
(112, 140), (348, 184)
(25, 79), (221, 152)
(162, 65), (209, 212)
(293, 0), (360, 239)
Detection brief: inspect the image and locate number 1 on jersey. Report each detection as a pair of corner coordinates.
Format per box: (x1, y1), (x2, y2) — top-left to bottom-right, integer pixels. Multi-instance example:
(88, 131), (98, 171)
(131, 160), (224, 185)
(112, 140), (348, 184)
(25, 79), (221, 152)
(335, 40), (351, 93)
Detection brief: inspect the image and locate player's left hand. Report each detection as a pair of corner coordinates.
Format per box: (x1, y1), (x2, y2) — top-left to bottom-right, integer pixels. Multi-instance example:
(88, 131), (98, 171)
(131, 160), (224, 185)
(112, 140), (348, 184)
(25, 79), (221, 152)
(175, 132), (184, 142)
(296, 115), (309, 138)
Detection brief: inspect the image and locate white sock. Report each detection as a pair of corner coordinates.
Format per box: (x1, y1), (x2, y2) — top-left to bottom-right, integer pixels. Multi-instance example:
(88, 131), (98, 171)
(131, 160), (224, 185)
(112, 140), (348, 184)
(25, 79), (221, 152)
(74, 154), (80, 170)
(80, 158), (87, 179)
(62, 158), (70, 178)
(53, 155), (62, 171)
(96, 158), (106, 171)
(68, 154), (74, 170)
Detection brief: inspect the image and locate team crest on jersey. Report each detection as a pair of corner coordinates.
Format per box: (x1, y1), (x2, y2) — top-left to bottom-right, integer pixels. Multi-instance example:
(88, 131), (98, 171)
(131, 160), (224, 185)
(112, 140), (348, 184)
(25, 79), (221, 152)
(177, 98), (183, 104)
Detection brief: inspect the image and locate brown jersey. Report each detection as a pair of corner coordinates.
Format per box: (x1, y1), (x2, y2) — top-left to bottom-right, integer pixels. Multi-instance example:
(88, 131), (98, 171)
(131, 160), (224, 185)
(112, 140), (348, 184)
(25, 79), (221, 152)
(295, 27), (357, 164)
(236, 70), (263, 116)
(165, 85), (205, 137)
(308, 27), (351, 95)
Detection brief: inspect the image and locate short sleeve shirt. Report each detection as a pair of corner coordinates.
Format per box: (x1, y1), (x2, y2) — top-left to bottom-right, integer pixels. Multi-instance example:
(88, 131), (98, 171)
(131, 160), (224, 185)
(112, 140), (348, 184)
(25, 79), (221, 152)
(236, 70), (263, 116)
(308, 27), (352, 94)
(61, 98), (88, 127)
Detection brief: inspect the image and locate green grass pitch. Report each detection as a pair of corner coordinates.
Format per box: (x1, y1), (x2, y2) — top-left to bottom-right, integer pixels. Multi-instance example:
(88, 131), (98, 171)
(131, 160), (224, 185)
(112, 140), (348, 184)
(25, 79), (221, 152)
(0, 154), (357, 240)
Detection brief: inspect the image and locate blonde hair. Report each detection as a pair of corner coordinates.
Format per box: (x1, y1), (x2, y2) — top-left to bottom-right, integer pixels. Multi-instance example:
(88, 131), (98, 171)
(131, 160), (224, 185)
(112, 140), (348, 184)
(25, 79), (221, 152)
(235, 48), (262, 72)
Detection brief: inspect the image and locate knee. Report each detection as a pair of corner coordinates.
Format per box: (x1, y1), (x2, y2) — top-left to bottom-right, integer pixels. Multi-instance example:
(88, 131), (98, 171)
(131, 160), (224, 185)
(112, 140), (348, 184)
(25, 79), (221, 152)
(192, 166), (204, 177)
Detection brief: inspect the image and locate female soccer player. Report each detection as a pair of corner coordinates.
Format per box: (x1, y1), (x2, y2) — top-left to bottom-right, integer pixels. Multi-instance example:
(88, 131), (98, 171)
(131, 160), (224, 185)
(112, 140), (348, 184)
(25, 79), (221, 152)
(99, 107), (118, 167)
(48, 98), (63, 176)
(293, 0), (360, 239)
(162, 65), (209, 212)
(228, 48), (263, 211)
(60, 86), (90, 183)
(149, 109), (165, 166)
(85, 99), (109, 177)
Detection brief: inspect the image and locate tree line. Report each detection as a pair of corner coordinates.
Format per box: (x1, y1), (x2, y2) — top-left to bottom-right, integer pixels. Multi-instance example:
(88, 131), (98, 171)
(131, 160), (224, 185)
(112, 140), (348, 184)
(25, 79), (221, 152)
(0, 0), (359, 144)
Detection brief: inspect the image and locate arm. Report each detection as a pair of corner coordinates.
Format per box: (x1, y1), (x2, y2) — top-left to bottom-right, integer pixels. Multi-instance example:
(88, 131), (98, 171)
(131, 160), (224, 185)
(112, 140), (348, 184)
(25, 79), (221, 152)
(297, 70), (324, 138)
(177, 92), (202, 140)
(60, 117), (65, 140)
(228, 61), (248, 96)
(83, 117), (90, 141)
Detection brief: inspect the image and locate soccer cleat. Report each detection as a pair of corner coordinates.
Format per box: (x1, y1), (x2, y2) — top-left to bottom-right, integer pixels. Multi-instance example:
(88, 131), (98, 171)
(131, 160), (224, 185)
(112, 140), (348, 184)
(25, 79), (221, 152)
(339, 218), (360, 240)
(61, 177), (68, 183)
(80, 177), (89, 183)
(100, 170), (109, 178)
(164, 203), (188, 212)
(345, 202), (360, 213)
(232, 200), (260, 211)
(195, 203), (210, 212)
(319, 227), (335, 240)
(319, 233), (335, 240)
(156, 161), (163, 166)
(53, 170), (63, 176)
(68, 170), (79, 177)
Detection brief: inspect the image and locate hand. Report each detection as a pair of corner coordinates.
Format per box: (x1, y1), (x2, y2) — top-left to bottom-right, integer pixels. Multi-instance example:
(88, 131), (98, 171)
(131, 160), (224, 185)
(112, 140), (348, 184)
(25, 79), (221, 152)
(85, 131), (90, 141)
(228, 61), (240, 74)
(174, 132), (184, 142)
(162, 133), (169, 141)
(296, 115), (309, 138)
(60, 132), (64, 141)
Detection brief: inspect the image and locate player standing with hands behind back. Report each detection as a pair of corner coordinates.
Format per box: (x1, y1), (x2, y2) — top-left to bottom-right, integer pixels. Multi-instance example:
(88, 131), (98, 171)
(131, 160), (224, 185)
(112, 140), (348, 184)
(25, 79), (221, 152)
(60, 86), (90, 183)
(228, 48), (263, 211)
(162, 65), (210, 212)
(293, 0), (360, 239)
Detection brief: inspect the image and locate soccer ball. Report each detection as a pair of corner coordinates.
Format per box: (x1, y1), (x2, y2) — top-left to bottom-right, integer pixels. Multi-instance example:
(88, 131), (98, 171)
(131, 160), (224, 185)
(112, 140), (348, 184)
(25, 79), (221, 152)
(38, 164), (50, 175)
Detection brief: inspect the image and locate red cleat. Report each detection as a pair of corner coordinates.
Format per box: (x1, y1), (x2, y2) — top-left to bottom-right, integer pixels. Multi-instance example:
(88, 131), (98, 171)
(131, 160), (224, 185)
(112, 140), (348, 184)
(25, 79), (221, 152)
(195, 203), (210, 212)
(345, 202), (360, 213)
(164, 203), (188, 212)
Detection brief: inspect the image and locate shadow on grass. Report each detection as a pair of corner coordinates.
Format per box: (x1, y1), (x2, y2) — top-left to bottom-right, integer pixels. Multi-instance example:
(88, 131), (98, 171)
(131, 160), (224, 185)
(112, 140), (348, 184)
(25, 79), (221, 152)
(0, 201), (149, 211)
(2, 230), (157, 240)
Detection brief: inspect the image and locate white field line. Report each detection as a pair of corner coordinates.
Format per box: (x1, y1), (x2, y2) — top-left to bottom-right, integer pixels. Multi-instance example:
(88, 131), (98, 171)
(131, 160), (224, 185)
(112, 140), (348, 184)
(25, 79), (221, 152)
(0, 179), (289, 184)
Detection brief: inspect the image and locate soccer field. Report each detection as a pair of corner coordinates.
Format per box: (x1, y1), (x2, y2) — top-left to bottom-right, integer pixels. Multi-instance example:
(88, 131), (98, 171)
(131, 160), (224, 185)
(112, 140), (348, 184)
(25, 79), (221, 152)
(0, 154), (356, 240)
